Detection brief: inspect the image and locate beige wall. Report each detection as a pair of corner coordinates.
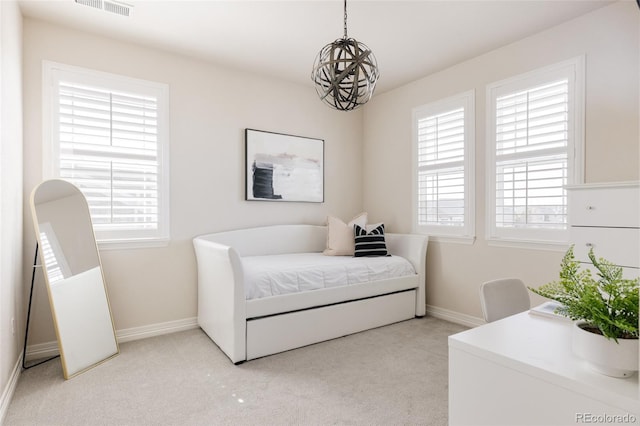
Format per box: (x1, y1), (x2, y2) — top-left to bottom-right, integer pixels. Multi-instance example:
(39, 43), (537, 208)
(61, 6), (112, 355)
(15, 1), (640, 350)
(0, 0), (24, 417)
(22, 19), (364, 344)
(362, 1), (640, 322)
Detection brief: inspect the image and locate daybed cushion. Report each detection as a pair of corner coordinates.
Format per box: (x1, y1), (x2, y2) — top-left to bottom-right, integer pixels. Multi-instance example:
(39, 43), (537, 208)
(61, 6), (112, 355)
(242, 252), (416, 300)
(323, 212), (367, 256)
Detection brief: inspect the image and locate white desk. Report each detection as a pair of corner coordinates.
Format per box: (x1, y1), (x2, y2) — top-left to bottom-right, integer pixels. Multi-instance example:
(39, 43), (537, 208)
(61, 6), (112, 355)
(449, 312), (639, 425)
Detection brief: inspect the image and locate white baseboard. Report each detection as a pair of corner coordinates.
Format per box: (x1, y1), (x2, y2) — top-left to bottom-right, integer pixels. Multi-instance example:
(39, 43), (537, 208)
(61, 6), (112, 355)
(116, 317), (198, 343)
(425, 304), (485, 328)
(0, 354), (22, 424)
(24, 317), (199, 361)
(23, 340), (59, 362)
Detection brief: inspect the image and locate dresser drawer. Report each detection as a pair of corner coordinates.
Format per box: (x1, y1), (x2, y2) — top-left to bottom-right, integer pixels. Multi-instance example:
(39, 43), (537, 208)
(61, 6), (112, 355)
(569, 185), (640, 227)
(571, 227), (640, 268)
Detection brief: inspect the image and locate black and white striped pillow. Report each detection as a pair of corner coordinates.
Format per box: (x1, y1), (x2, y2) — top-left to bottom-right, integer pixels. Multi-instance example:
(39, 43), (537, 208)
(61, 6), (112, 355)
(354, 224), (389, 257)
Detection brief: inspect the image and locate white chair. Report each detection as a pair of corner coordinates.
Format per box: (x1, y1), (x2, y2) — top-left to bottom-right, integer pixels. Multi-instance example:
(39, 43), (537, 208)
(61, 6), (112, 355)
(479, 278), (530, 323)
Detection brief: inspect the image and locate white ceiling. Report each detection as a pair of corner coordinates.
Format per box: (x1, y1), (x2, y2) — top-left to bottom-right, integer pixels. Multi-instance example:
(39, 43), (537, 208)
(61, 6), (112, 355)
(18, 0), (615, 93)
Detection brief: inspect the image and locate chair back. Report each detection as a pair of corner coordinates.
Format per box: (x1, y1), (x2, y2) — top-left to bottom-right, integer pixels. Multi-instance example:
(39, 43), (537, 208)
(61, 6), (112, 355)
(480, 278), (530, 323)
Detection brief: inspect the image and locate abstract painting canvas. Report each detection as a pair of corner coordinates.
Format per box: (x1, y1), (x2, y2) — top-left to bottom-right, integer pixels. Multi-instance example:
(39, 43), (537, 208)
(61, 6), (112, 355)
(245, 129), (324, 202)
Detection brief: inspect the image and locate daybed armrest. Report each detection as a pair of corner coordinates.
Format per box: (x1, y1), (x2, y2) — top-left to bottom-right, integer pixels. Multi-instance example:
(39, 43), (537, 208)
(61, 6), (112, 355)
(386, 233), (428, 316)
(193, 236), (246, 363)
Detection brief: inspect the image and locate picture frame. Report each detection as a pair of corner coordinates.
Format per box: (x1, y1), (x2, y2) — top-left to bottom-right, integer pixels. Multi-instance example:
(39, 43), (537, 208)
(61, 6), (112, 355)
(245, 129), (324, 203)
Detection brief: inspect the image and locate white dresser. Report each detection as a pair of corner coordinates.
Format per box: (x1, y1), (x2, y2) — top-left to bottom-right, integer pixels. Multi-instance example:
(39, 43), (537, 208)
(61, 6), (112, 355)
(567, 181), (640, 278)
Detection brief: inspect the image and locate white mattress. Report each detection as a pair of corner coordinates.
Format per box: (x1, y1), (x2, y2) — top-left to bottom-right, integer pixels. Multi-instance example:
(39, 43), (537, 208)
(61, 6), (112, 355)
(242, 253), (416, 300)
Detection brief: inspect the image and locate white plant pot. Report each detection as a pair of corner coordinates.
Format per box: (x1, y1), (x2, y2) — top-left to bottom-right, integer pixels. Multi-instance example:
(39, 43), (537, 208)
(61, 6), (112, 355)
(572, 321), (639, 378)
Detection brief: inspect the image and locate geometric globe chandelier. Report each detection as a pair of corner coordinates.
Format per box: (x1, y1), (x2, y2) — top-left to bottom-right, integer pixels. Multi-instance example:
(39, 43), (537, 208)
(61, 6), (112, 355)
(311, 0), (380, 111)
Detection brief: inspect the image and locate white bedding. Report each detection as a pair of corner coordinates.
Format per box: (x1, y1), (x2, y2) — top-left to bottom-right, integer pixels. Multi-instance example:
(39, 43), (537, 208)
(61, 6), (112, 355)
(242, 253), (416, 300)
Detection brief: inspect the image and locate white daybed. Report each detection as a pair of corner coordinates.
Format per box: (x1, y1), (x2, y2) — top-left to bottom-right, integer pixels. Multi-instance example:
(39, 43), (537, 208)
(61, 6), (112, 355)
(193, 224), (428, 363)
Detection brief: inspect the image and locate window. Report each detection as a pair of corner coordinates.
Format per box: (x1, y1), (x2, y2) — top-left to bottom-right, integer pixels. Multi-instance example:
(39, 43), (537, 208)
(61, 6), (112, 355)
(43, 61), (170, 247)
(412, 90), (475, 241)
(486, 57), (584, 246)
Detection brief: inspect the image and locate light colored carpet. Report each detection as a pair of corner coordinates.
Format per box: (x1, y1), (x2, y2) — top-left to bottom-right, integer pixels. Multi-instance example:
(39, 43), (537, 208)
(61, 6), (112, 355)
(5, 316), (467, 426)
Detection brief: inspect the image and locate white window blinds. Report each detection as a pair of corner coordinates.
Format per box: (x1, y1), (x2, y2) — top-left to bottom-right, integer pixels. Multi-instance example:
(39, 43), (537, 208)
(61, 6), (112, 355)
(495, 79), (569, 230)
(413, 90), (475, 239)
(45, 62), (170, 245)
(487, 57), (584, 245)
(417, 108), (465, 227)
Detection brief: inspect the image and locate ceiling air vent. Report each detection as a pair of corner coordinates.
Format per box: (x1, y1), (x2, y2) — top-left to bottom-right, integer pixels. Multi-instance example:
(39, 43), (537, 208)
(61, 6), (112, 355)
(74, 0), (133, 17)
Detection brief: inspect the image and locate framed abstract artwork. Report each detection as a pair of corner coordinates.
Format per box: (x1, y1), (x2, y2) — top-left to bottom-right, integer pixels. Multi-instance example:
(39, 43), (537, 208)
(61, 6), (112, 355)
(245, 129), (324, 203)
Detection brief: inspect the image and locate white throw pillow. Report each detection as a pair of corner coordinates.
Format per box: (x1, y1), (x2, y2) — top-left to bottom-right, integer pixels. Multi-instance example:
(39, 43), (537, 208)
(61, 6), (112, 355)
(323, 212), (368, 256)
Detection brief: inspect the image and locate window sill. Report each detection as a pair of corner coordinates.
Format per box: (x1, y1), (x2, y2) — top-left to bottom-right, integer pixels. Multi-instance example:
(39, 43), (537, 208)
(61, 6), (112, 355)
(428, 235), (476, 245)
(97, 238), (170, 251)
(486, 237), (569, 252)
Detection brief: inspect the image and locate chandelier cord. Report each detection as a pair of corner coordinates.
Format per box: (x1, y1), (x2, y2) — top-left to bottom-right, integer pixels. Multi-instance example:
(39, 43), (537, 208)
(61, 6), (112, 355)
(343, 0), (348, 39)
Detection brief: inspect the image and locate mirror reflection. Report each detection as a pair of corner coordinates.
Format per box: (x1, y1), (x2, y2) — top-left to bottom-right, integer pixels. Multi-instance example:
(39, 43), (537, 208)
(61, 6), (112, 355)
(31, 179), (118, 379)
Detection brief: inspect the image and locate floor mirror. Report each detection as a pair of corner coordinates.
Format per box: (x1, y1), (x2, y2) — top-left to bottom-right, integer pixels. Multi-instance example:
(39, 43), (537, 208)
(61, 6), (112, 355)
(30, 179), (119, 379)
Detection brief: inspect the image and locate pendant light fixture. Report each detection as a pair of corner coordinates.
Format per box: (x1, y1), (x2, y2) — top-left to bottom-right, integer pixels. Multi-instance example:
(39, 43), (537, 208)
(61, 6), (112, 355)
(311, 0), (380, 111)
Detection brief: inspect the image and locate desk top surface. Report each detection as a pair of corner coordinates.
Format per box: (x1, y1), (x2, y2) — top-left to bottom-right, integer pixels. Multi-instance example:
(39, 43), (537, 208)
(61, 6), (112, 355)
(449, 311), (639, 412)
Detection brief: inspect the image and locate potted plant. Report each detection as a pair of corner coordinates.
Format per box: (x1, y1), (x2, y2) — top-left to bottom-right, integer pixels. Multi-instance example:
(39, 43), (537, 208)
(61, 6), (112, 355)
(529, 245), (639, 378)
